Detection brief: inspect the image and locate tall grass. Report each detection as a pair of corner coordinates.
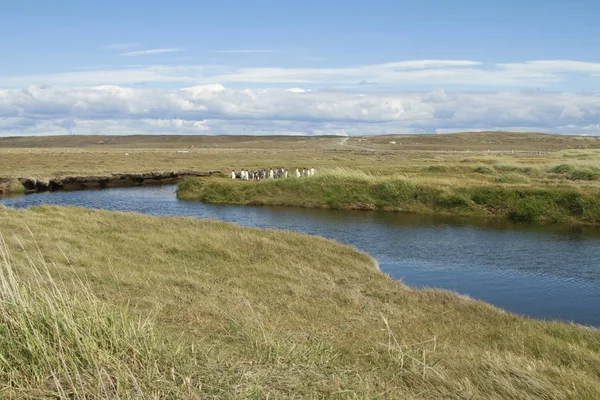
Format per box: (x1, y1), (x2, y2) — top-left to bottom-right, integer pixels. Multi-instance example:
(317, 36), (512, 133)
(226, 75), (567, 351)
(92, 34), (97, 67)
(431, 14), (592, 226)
(550, 164), (600, 180)
(0, 236), (200, 399)
(178, 168), (600, 224)
(494, 173), (530, 184)
(492, 163), (541, 174)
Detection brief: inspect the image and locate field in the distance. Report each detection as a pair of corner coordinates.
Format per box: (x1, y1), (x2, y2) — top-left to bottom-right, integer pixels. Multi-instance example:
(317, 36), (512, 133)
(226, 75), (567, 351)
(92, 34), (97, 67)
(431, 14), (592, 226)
(2, 131), (600, 150)
(1, 132), (600, 181)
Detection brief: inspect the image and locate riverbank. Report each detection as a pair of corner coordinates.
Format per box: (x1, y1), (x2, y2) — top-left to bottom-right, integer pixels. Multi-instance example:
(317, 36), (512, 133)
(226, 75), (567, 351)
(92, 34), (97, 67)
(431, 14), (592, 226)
(1, 205), (598, 398)
(177, 169), (600, 225)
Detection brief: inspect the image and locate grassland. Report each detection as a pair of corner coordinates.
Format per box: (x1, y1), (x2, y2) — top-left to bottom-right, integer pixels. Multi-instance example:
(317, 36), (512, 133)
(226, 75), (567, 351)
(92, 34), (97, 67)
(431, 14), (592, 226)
(1, 205), (599, 399)
(3, 132), (600, 225)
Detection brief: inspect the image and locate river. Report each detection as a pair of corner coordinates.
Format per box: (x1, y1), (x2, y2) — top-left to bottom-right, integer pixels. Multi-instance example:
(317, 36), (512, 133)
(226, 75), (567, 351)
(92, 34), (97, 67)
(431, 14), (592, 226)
(2, 185), (600, 327)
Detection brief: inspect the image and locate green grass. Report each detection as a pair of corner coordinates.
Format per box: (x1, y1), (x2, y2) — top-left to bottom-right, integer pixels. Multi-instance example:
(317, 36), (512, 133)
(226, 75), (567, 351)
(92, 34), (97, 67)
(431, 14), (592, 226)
(178, 168), (600, 224)
(550, 164), (600, 181)
(0, 205), (599, 398)
(494, 173), (531, 184)
(493, 163), (540, 175)
(474, 165), (496, 175)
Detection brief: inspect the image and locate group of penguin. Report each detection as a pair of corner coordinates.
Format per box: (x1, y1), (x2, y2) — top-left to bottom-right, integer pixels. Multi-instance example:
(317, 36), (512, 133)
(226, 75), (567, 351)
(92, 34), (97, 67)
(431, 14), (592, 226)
(231, 167), (316, 180)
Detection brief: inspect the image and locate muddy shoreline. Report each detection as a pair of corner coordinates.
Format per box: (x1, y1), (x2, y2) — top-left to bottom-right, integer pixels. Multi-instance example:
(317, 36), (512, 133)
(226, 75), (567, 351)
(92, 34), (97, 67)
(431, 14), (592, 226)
(0, 171), (220, 195)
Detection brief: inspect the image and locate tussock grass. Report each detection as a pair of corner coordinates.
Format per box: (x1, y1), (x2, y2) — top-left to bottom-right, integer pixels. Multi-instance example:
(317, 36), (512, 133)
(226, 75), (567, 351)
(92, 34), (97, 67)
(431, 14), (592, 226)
(494, 173), (531, 184)
(474, 165), (496, 175)
(0, 179), (25, 195)
(179, 169), (600, 224)
(550, 164), (600, 181)
(425, 164), (450, 173)
(0, 206), (599, 398)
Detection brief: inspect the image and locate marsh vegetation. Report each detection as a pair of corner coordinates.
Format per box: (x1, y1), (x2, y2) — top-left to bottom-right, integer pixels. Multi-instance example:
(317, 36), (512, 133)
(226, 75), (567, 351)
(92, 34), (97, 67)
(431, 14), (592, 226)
(0, 206), (599, 398)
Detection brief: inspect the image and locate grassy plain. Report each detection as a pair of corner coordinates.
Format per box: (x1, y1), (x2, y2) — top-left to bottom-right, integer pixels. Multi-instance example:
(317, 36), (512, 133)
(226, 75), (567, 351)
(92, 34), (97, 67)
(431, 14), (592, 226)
(1, 205), (599, 399)
(2, 132), (600, 180)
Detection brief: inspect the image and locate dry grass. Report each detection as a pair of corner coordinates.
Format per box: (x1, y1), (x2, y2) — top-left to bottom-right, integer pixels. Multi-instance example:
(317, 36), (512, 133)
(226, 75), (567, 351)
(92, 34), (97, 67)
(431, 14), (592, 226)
(0, 205), (599, 398)
(1, 133), (600, 193)
(0, 236), (201, 399)
(2, 131), (600, 151)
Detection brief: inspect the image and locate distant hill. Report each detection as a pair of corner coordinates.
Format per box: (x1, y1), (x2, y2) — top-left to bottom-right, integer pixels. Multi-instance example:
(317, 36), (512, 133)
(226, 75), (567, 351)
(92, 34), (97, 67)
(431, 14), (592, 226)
(1, 131), (599, 151)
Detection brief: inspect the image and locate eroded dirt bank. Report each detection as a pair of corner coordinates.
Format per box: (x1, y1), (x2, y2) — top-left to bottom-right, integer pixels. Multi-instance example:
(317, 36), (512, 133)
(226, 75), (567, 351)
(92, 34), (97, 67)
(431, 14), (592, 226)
(2, 171), (219, 194)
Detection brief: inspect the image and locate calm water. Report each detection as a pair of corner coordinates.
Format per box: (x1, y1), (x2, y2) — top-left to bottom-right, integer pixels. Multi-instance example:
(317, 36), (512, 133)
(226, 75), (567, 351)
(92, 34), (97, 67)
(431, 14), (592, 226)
(2, 185), (600, 327)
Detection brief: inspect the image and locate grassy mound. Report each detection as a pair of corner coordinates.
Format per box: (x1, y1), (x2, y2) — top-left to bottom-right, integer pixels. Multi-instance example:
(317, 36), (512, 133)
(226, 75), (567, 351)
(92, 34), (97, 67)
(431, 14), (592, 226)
(494, 173), (531, 184)
(473, 165), (496, 175)
(178, 169), (600, 225)
(0, 205), (599, 398)
(550, 164), (600, 181)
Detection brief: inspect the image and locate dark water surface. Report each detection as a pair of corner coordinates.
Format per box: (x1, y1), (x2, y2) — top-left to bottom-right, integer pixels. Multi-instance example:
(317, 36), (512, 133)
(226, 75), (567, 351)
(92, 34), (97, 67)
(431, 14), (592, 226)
(2, 185), (600, 327)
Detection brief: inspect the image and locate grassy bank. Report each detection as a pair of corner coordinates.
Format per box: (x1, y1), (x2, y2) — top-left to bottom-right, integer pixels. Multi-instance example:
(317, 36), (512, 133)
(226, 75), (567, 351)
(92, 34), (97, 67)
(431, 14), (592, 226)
(178, 168), (600, 225)
(0, 238), (201, 398)
(0, 178), (25, 195)
(0, 205), (599, 398)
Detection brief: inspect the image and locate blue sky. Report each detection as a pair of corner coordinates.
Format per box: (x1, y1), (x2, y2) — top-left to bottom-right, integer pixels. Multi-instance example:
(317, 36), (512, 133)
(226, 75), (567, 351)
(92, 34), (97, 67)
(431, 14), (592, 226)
(1, 0), (599, 135)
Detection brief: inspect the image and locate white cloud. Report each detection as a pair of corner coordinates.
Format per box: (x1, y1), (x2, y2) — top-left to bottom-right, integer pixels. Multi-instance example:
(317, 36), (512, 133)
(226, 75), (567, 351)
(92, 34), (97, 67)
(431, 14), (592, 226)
(216, 50), (275, 53)
(499, 60), (600, 74)
(121, 48), (183, 56)
(0, 59), (577, 88)
(1, 84), (599, 136)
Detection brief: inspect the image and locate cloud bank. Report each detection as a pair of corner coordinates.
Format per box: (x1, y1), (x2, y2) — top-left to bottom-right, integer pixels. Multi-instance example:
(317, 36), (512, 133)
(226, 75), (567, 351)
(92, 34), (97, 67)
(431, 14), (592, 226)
(3, 59), (600, 89)
(1, 84), (599, 136)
